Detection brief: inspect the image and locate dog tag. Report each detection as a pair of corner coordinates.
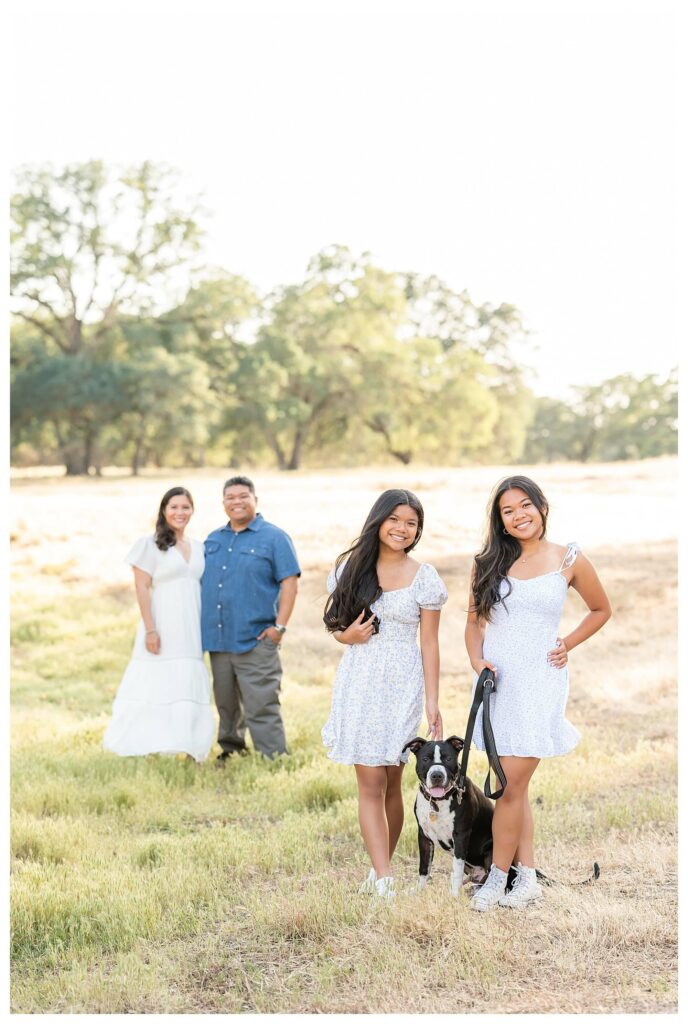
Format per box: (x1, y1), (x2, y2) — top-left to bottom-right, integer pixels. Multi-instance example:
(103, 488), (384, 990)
(429, 811), (438, 823)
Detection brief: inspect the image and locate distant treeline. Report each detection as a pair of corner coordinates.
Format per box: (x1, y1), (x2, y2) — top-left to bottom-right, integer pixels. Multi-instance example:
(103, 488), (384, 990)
(10, 161), (677, 475)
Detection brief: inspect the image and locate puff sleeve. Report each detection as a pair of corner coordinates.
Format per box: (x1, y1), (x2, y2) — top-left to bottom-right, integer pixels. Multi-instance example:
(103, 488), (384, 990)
(414, 563), (448, 610)
(125, 536), (158, 577)
(326, 567), (338, 594)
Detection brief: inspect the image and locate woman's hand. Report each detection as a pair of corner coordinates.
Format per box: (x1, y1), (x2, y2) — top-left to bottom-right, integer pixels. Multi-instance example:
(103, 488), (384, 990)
(339, 610), (377, 645)
(471, 658), (497, 676)
(547, 637), (568, 669)
(145, 629), (161, 655)
(425, 703), (443, 740)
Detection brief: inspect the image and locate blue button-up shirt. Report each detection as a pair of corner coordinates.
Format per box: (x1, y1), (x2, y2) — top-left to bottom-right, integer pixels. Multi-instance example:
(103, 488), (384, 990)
(201, 513), (301, 653)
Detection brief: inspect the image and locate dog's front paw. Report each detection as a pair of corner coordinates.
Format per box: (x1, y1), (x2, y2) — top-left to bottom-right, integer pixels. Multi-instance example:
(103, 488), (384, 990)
(451, 857), (466, 897)
(417, 875), (431, 891)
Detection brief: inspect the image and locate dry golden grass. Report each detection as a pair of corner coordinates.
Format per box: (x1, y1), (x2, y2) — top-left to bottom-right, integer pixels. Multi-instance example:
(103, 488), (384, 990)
(10, 458), (677, 1013)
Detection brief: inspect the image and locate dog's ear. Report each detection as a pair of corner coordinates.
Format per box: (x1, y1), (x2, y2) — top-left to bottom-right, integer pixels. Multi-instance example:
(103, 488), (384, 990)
(402, 737), (426, 756)
(446, 735), (464, 751)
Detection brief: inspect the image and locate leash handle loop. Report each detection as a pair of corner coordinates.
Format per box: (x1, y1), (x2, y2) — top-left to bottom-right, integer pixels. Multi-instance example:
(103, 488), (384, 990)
(459, 667), (507, 801)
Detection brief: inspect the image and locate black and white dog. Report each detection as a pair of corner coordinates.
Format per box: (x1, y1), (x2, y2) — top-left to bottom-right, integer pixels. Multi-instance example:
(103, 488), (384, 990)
(403, 735), (498, 895)
(403, 735), (600, 895)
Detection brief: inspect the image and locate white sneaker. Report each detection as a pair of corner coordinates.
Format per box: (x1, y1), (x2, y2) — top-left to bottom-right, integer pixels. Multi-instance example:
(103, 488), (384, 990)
(469, 864), (508, 912)
(498, 863), (543, 908)
(374, 875), (395, 901)
(358, 867), (377, 894)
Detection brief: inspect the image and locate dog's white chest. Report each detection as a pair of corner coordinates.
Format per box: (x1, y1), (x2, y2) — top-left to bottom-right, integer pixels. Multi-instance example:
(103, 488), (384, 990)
(416, 794), (454, 848)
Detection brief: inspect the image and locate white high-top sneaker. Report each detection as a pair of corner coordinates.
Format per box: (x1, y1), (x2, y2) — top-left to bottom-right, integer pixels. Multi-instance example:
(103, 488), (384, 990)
(498, 863), (543, 908)
(358, 867), (377, 894)
(374, 875), (395, 901)
(469, 864), (508, 912)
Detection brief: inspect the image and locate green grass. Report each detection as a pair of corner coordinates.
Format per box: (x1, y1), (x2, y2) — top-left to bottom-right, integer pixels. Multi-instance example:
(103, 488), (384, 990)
(10, 527), (678, 1013)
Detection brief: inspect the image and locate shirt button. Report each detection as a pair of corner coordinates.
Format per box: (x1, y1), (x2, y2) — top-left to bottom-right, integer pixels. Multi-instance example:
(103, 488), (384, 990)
(222, 566), (226, 570)
(228, 547), (232, 552)
(218, 583), (223, 588)
(217, 604), (221, 609)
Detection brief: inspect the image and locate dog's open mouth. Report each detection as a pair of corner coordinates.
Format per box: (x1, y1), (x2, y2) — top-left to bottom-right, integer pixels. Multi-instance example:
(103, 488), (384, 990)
(428, 785), (447, 798)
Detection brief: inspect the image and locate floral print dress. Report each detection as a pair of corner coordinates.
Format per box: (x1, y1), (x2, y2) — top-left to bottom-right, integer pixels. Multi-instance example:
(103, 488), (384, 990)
(322, 562), (448, 766)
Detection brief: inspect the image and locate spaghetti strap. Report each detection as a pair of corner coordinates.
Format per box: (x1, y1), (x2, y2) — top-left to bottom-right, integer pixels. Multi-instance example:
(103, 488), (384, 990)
(557, 542), (579, 574)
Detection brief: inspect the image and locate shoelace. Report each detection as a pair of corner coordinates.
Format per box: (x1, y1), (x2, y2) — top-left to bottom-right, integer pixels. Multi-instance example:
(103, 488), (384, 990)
(508, 867), (528, 893)
(475, 870), (505, 900)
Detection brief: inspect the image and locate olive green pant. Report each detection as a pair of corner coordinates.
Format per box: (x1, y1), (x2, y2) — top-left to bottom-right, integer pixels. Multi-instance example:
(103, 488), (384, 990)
(209, 638), (287, 758)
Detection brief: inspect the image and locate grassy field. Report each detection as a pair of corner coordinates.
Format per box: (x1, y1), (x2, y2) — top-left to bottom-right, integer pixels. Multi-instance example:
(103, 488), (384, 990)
(10, 459), (677, 1013)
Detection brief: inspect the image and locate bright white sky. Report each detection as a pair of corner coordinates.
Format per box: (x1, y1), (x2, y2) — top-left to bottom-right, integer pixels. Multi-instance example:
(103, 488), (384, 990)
(8, 0), (679, 398)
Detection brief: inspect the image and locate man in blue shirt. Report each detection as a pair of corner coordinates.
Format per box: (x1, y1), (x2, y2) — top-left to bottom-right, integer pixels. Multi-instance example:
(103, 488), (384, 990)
(201, 476), (300, 759)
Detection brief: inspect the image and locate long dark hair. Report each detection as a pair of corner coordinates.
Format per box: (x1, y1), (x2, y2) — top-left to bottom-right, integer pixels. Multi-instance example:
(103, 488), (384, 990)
(323, 489), (424, 632)
(471, 475), (549, 622)
(154, 487), (194, 551)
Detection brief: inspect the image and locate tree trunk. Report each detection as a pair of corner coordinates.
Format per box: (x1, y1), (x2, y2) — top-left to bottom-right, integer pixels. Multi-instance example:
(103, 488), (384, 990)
(389, 448), (412, 465)
(287, 429), (305, 470)
(578, 430), (597, 462)
(82, 427), (95, 475)
(266, 431), (288, 470)
(55, 422), (88, 475)
(365, 418), (412, 464)
(64, 454), (91, 474)
(131, 436), (144, 476)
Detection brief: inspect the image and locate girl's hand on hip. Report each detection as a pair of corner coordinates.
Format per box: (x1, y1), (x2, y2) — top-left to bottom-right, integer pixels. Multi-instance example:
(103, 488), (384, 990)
(547, 637), (568, 668)
(341, 610), (376, 645)
(426, 704), (443, 741)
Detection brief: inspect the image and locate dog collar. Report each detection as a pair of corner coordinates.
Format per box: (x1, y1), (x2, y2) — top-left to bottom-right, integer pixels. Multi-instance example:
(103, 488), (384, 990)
(419, 779), (457, 809)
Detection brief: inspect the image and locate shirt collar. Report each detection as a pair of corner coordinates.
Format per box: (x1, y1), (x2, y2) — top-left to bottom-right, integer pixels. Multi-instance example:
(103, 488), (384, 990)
(220, 512), (264, 533)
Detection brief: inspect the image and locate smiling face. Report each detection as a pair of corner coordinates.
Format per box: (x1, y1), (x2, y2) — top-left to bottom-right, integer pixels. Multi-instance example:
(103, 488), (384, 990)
(223, 483), (257, 528)
(377, 503), (419, 553)
(163, 494), (194, 533)
(498, 487), (546, 543)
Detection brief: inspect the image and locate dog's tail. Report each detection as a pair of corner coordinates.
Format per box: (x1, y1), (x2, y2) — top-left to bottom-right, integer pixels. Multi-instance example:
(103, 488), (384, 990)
(537, 861), (601, 887)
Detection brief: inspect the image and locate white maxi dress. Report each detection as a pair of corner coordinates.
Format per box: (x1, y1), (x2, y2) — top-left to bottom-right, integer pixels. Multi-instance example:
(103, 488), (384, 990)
(103, 536), (215, 762)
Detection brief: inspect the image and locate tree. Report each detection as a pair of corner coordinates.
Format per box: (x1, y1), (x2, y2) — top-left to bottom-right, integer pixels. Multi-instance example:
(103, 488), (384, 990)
(222, 249), (534, 468)
(394, 274), (534, 463)
(225, 247), (406, 469)
(11, 355), (134, 475)
(108, 340), (216, 474)
(576, 371), (678, 461)
(523, 371), (678, 462)
(10, 160), (202, 472)
(522, 397), (583, 462)
(159, 272), (261, 464)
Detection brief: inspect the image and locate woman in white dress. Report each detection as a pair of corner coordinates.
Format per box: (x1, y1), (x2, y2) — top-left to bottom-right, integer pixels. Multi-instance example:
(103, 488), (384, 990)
(104, 487), (215, 762)
(464, 475), (612, 911)
(322, 489), (448, 899)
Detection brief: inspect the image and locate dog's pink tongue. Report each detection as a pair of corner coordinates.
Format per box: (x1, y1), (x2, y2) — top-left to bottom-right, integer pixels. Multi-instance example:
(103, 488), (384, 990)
(429, 786), (445, 798)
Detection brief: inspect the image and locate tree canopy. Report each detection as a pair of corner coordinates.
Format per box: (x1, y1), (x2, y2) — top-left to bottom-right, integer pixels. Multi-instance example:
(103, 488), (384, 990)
(10, 162), (677, 473)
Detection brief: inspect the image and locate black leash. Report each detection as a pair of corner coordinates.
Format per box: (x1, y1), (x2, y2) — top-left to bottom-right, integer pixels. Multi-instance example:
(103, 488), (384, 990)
(457, 668), (507, 803)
